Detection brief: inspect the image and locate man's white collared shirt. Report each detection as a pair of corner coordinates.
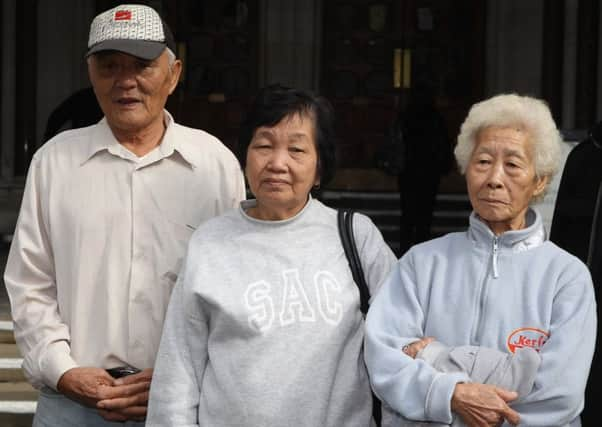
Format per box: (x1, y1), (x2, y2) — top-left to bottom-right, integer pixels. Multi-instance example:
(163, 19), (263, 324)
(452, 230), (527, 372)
(4, 112), (245, 389)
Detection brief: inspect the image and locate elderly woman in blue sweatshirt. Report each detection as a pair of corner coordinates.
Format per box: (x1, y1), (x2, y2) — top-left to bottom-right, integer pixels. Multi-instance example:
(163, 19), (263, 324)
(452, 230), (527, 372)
(365, 94), (596, 427)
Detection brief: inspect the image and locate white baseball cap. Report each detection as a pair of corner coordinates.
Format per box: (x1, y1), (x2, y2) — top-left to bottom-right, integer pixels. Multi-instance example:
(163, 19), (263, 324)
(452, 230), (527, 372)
(86, 4), (176, 60)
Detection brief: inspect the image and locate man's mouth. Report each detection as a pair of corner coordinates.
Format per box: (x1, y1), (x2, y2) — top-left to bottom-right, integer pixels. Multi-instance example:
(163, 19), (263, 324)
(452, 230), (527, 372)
(116, 97), (140, 105)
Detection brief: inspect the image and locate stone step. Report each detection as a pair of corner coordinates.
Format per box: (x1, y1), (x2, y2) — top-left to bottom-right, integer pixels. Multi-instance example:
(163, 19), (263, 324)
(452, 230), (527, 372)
(0, 382), (37, 402)
(0, 321), (15, 345)
(0, 318), (36, 421)
(0, 413), (34, 427)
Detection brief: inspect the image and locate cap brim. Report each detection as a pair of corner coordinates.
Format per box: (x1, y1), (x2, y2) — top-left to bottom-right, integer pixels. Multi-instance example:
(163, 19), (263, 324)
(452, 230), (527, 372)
(86, 39), (166, 60)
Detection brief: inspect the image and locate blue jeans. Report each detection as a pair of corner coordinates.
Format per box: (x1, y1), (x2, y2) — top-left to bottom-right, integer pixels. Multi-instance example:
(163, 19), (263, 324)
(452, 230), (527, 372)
(33, 387), (145, 427)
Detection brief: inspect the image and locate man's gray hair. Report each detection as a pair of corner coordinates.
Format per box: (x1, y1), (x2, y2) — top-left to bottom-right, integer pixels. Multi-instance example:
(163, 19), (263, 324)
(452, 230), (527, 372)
(454, 94), (563, 185)
(165, 47), (176, 66)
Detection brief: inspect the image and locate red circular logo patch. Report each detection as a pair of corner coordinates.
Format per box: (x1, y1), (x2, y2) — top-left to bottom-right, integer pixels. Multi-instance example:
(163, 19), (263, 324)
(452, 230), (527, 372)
(507, 327), (549, 353)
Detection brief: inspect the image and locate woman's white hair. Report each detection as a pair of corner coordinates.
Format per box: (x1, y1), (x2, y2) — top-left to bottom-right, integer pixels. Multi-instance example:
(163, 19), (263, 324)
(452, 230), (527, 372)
(455, 94), (563, 189)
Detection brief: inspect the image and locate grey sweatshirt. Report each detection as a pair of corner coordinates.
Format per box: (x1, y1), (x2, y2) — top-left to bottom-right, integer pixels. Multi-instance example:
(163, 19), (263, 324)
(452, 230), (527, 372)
(365, 209), (596, 427)
(146, 198), (396, 427)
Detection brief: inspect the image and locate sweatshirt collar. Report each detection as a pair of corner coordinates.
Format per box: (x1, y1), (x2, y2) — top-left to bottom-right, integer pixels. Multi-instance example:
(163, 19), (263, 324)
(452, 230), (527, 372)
(468, 208), (546, 252)
(239, 196), (314, 225)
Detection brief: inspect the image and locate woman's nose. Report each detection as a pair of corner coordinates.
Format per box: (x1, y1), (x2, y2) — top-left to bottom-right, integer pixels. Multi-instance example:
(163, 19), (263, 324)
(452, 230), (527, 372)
(486, 162), (504, 189)
(266, 149), (288, 170)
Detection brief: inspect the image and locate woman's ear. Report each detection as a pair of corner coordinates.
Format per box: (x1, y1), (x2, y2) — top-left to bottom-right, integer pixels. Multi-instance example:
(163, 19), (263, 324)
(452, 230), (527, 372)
(533, 175), (549, 197)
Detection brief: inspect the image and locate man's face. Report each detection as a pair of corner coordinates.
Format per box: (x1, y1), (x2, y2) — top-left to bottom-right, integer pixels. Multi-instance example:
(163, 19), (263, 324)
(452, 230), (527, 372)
(88, 50), (181, 134)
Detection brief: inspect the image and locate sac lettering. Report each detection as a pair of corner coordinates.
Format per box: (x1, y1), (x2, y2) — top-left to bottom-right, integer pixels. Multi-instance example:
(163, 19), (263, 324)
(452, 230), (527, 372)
(314, 271), (343, 325)
(245, 269), (344, 331)
(245, 280), (275, 332)
(279, 269), (316, 326)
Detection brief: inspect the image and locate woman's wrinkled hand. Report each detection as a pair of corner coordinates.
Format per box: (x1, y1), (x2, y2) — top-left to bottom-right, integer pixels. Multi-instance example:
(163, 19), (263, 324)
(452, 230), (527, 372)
(451, 382), (520, 427)
(401, 337), (435, 359)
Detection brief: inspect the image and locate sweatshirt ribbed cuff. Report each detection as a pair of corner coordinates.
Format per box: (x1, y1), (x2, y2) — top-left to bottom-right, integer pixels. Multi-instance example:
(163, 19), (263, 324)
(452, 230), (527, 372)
(425, 372), (470, 423)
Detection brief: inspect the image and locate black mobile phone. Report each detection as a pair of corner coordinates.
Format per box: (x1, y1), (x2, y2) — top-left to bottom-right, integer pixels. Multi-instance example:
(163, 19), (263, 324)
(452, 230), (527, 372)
(106, 366), (141, 378)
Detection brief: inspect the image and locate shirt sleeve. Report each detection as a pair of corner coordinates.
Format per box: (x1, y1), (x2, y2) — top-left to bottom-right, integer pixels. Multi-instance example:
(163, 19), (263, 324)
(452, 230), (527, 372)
(3, 156), (78, 389)
(364, 255), (469, 424)
(146, 245), (207, 427)
(510, 263), (596, 425)
(220, 153), (246, 211)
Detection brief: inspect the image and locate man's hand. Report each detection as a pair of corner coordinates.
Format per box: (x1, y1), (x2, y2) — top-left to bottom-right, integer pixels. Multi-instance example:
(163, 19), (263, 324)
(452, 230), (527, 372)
(56, 367), (115, 408)
(451, 383), (520, 427)
(402, 337), (435, 359)
(96, 368), (153, 422)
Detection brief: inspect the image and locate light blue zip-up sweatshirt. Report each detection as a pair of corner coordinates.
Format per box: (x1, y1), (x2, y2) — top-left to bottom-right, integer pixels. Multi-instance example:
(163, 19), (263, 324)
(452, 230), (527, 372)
(365, 209), (596, 426)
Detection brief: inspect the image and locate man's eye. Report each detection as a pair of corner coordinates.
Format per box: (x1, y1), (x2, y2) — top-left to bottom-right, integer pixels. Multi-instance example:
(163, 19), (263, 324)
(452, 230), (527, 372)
(99, 61), (116, 70)
(136, 61), (152, 70)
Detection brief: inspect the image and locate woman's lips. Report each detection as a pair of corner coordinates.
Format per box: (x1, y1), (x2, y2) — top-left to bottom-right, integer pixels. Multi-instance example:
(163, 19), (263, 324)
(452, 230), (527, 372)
(262, 178), (289, 186)
(481, 198), (508, 205)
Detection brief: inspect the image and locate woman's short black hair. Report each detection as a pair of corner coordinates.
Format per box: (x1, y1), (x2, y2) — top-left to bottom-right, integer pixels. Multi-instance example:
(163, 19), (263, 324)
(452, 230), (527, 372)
(237, 84), (336, 186)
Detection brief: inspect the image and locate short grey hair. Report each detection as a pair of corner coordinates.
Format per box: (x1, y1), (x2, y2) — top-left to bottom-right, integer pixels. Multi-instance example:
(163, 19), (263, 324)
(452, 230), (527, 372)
(455, 94), (563, 187)
(165, 47), (176, 66)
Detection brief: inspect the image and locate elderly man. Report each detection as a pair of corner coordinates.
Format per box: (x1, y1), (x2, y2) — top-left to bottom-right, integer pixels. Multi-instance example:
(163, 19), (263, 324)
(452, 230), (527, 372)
(4, 4), (245, 426)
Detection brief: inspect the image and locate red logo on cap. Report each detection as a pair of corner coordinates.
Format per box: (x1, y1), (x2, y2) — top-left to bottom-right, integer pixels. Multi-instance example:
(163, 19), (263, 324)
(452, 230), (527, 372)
(507, 327), (549, 353)
(114, 10), (132, 21)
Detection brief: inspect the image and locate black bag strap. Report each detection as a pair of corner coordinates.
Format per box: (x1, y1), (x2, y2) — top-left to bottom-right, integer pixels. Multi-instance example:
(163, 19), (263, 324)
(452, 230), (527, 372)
(337, 209), (370, 314)
(337, 209), (382, 426)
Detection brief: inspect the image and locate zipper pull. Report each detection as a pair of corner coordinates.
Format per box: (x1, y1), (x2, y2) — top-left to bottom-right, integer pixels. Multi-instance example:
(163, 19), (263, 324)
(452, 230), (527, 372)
(492, 237), (499, 278)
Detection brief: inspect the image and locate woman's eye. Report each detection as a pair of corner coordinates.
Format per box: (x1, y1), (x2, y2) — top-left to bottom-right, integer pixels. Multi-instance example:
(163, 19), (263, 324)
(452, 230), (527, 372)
(290, 147), (305, 153)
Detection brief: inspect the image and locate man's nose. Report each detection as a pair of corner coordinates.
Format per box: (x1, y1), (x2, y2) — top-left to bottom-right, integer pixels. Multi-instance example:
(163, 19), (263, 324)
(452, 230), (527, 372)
(114, 65), (137, 88)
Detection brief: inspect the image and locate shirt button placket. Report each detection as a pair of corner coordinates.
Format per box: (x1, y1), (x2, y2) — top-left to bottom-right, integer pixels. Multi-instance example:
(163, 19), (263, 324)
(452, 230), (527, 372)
(129, 166), (142, 361)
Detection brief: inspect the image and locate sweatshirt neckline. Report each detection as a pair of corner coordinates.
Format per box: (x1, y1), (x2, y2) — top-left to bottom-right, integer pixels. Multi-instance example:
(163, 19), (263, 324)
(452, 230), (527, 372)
(239, 197), (314, 226)
(468, 208), (546, 252)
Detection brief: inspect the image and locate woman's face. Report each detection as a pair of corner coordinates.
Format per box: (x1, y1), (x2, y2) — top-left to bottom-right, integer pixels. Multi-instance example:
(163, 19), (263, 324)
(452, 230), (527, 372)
(245, 113), (320, 220)
(466, 126), (548, 235)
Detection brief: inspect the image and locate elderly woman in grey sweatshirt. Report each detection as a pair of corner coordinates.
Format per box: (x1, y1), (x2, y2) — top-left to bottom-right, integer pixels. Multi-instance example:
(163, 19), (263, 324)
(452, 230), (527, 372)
(146, 84), (396, 427)
(365, 94), (596, 427)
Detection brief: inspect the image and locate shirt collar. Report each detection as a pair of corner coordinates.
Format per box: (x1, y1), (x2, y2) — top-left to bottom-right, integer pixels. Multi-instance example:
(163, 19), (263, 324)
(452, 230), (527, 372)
(81, 110), (197, 168)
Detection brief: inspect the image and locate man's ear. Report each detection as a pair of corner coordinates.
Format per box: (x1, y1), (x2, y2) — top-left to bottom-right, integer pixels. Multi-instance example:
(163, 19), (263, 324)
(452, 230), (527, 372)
(168, 60), (183, 94)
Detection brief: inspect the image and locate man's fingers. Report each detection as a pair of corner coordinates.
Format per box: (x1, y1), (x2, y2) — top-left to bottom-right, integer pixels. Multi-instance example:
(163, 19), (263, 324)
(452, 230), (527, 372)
(97, 382), (150, 408)
(113, 368), (153, 386)
(98, 406), (147, 422)
(97, 390), (149, 410)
